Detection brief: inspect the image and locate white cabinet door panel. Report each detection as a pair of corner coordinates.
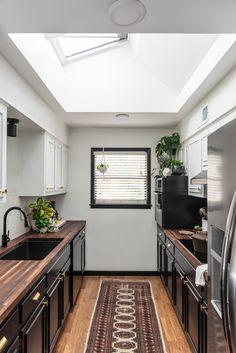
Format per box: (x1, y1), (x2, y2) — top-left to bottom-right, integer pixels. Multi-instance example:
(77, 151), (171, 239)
(55, 142), (62, 190)
(61, 146), (68, 190)
(45, 135), (55, 192)
(188, 138), (203, 196)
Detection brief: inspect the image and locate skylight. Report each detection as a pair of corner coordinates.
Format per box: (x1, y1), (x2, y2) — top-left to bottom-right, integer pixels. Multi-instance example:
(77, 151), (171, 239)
(47, 33), (128, 64)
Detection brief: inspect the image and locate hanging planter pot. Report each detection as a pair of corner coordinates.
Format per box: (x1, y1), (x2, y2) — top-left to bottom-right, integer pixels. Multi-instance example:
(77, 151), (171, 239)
(97, 148), (109, 174)
(97, 163), (109, 174)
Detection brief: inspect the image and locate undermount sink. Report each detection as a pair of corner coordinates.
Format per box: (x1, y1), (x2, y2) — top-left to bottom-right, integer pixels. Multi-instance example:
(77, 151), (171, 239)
(0, 238), (63, 260)
(178, 238), (194, 253)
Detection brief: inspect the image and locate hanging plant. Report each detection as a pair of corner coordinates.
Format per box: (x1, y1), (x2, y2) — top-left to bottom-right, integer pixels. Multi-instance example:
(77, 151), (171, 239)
(97, 148), (109, 174)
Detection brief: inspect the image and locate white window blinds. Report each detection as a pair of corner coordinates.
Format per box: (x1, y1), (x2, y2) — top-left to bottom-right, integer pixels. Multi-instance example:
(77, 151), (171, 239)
(92, 149), (150, 206)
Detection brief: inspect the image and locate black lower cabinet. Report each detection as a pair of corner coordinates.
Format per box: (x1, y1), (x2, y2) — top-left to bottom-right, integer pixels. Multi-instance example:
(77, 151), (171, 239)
(6, 337), (20, 353)
(47, 279), (62, 353)
(158, 241), (166, 284)
(60, 260), (71, 322)
(173, 262), (185, 326)
(200, 302), (208, 353)
(164, 249), (175, 302)
(21, 300), (47, 353)
(185, 280), (201, 353)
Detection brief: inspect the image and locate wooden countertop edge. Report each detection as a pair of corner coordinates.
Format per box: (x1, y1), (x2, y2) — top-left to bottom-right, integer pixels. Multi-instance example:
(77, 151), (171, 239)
(164, 229), (203, 269)
(0, 220), (86, 325)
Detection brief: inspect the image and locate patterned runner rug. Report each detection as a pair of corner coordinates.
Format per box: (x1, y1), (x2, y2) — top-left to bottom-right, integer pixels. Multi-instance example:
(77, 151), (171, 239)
(84, 279), (166, 353)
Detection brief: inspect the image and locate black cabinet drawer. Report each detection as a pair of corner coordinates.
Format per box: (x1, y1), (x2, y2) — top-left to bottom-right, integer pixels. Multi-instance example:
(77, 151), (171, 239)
(20, 276), (46, 324)
(166, 237), (174, 255)
(157, 230), (165, 244)
(0, 309), (19, 353)
(47, 246), (70, 290)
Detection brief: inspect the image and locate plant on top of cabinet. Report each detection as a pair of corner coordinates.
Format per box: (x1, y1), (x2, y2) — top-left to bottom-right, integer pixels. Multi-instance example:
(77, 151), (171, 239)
(155, 132), (183, 175)
(28, 197), (56, 233)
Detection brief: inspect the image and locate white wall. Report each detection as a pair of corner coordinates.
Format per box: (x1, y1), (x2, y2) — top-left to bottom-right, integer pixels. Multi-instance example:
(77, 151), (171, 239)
(56, 127), (171, 271)
(0, 53), (68, 144)
(0, 137), (31, 243)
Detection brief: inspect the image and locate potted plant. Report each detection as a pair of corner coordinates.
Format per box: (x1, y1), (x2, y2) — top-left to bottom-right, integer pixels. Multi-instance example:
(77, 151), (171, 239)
(28, 197), (55, 233)
(170, 159), (185, 175)
(155, 132), (182, 175)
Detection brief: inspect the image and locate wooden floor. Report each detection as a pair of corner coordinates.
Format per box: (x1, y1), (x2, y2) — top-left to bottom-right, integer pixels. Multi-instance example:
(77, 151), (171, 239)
(53, 276), (192, 353)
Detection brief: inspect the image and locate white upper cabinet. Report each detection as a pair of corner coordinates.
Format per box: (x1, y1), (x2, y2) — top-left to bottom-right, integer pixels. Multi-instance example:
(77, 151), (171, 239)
(187, 138), (204, 197)
(19, 131), (68, 196)
(201, 135), (208, 171)
(45, 134), (56, 192)
(0, 103), (7, 203)
(61, 146), (68, 190)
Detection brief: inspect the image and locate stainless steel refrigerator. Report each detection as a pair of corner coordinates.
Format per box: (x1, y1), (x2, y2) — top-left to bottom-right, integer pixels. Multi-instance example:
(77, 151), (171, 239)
(208, 116), (236, 353)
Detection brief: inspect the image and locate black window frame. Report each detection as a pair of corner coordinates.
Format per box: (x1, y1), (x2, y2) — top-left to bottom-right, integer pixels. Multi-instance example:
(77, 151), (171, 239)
(90, 147), (151, 209)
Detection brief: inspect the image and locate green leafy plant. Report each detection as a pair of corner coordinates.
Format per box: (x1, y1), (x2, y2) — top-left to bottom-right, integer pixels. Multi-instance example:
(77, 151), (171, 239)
(155, 132), (181, 175)
(28, 197), (55, 230)
(170, 159), (183, 167)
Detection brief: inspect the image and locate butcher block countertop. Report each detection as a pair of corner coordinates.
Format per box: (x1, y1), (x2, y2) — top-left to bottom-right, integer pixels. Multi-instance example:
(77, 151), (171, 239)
(0, 221), (85, 325)
(164, 229), (203, 269)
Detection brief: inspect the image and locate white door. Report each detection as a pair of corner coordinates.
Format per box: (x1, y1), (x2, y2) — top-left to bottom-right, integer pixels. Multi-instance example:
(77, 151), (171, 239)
(61, 146), (68, 190)
(45, 135), (55, 192)
(0, 104), (7, 202)
(188, 138), (203, 196)
(55, 142), (62, 190)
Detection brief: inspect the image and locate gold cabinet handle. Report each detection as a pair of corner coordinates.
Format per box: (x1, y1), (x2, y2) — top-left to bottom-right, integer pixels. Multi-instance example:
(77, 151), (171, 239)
(42, 299), (48, 307)
(201, 304), (208, 311)
(32, 292), (41, 302)
(59, 272), (66, 282)
(0, 336), (8, 352)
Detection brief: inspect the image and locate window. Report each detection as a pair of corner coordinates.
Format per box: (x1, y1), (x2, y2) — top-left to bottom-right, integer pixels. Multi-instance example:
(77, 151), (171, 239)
(47, 33), (128, 64)
(91, 148), (151, 209)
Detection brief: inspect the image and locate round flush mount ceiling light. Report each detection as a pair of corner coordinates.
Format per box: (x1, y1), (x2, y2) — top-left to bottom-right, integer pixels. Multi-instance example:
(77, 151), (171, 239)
(109, 0), (147, 26)
(115, 113), (130, 121)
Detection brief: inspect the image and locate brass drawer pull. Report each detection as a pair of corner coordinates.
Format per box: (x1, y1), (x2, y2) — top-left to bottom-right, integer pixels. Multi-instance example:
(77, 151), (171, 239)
(59, 272), (66, 282)
(42, 299), (48, 307)
(0, 336), (8, 352)
(32, 292), (41, 302)
(201, 304), (208, 311)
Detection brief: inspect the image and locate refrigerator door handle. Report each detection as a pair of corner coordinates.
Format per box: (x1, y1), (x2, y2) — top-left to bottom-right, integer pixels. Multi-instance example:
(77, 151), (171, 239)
(221, 190), (236, 353)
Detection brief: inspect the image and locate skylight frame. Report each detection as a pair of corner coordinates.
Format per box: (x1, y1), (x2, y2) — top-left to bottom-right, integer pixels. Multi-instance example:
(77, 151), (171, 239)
(47, 33), (128, 65)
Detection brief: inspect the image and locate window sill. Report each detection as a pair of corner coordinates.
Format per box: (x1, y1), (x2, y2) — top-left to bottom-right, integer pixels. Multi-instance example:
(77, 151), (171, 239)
(90, 204), (152, 209)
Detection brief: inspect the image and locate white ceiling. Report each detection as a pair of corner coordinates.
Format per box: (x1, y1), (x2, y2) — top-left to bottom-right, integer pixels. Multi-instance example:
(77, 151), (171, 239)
(0, 1), (235, 128)
(0, 0), (236, 33)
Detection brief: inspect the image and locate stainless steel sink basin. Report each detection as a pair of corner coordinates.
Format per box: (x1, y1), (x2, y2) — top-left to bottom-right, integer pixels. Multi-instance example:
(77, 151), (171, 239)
(0, 238), (62, 260)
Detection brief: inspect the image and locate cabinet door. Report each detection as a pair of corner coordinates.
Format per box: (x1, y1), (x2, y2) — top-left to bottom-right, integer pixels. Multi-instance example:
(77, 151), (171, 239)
(173, 263), (185, 326)
(60, 260), (71, 322)
(21, 302), (47, 353)
(55, 142), (62, 190)
(61, 146), (68, 190)
(188, 138), (203, 196)
(165, 249), (174, 302)
(185, 281), (201, 353)
(47, 279), (61, 353)
(159, 242), (165, 284)
(0, 106), (7, 203)
(72, 234), (82, 305)
(6, 337), (20, 353)
(81, 235), (86, 275)
(201, 136), (208, 171)
(200, 303), (208, 353)
(45, 135), (55, 192)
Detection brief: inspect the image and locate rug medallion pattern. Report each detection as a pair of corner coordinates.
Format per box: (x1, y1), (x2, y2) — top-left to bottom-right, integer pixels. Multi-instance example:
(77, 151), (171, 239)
(84, 280), (165, 353)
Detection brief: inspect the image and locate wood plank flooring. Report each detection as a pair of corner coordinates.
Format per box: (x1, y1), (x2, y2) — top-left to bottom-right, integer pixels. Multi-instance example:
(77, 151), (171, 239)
(53, 276), (192, 353)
